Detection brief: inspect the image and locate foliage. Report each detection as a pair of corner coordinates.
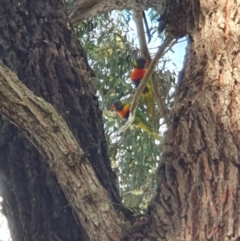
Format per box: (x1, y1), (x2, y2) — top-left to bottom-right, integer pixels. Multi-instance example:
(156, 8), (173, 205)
(76, 10), (178, 210)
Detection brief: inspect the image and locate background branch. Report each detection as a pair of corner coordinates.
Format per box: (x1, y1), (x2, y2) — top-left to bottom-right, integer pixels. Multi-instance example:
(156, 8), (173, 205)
(133, 10), (150, 59)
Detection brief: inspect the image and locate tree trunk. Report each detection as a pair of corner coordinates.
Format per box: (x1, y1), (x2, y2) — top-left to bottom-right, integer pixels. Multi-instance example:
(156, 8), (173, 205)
(2, 0), (240, 241)
(0, 0), (122, 240)
(124, 0), (240, 240)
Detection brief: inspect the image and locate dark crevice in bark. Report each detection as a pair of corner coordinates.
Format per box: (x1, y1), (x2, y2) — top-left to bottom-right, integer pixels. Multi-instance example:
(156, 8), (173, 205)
(0, 130), (87, 241)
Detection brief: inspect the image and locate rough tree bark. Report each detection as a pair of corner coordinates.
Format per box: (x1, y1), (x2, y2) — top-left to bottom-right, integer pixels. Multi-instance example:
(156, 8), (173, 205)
(0, 0), (125, 240)
(0, 61), (128, 241)
(123, 0), (240, 240)
(1, 0), (240, 241)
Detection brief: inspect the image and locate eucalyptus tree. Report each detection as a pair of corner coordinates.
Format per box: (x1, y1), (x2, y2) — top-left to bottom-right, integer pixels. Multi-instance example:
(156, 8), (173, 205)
(0, 0), (239, 241)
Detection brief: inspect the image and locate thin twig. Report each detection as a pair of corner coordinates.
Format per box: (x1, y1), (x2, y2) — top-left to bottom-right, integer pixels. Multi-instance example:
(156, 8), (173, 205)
(118, 36), (173, 133)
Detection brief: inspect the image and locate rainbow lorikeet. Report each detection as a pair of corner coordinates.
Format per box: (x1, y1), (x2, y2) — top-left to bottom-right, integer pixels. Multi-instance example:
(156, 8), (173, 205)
(130, 57), (154, 117)
(112, 100), (160, 140)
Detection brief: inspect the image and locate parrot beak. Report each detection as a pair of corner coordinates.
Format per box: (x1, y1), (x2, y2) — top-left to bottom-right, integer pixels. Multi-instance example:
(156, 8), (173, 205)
(145, 60), (149, 66)
(112, 104), (116, 110)
(133, 61), (137, 67)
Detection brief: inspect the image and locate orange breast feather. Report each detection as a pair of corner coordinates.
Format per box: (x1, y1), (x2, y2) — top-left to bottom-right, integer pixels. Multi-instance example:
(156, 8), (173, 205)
(130, 68), (147, 81)
(117, 104), (130, 119)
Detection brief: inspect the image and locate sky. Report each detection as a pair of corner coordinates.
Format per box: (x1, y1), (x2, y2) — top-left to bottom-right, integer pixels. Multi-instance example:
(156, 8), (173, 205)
(165, 39), (187, 72)
(0, 216), (11, 241)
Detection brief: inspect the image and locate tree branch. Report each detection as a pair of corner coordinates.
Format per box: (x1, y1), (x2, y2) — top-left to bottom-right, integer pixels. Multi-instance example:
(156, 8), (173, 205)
(69, 0), (165, 25)
(0, 61), (128, 241)
(133, 10), (171, 127)
(133, 10), (150, 59)
(68, 0), (188, 38)
(118, 36), (173, 133)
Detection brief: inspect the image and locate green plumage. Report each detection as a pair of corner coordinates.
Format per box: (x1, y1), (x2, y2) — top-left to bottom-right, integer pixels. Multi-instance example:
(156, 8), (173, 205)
(112, 100), (160, 141)
(134, 108), (160, 141)
(141, 82), (154, 119)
